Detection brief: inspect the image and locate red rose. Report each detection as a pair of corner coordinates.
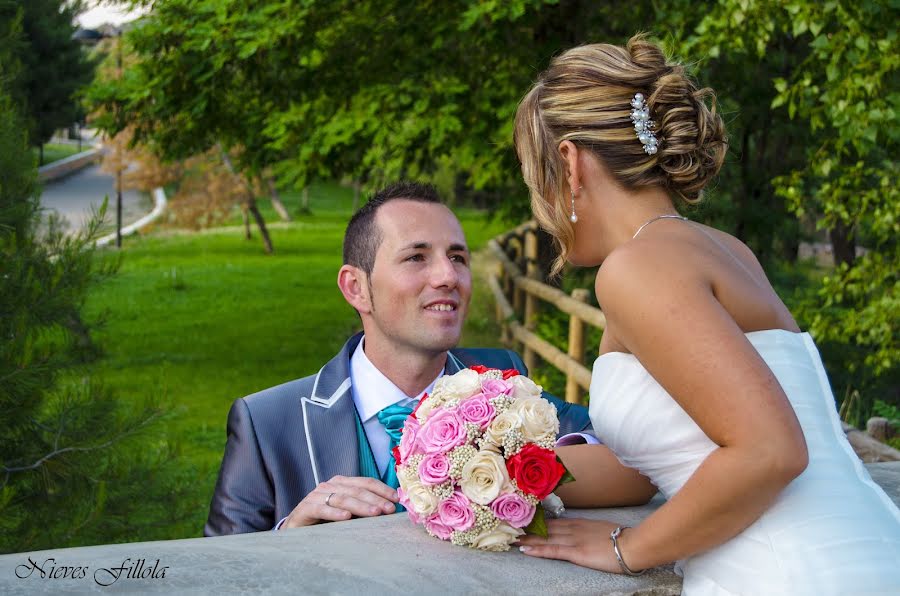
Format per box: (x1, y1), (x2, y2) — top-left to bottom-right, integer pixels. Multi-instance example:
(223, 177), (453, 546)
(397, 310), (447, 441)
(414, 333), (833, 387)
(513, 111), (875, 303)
(506, 443), (566, 500)
(391, 445), (402, 465)
(501, 368), (520, 380)
(411, 393), (428, 420)
(469, 365), (490, 374)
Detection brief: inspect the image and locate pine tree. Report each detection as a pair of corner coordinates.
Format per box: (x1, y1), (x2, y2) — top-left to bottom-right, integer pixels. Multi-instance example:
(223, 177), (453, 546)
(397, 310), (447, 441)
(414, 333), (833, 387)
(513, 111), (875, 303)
(0, 43), (187, 552)
(0, 0), (95, 162)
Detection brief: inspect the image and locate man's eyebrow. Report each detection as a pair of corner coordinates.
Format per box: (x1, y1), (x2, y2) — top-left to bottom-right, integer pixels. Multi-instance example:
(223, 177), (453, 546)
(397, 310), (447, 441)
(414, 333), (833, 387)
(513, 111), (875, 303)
(397, 241), (470, 252)
(399, 241), (431, 251)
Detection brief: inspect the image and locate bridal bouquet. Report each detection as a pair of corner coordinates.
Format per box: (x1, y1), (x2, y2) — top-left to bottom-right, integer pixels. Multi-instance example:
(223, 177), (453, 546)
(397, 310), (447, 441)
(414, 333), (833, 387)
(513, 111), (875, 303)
(395, 366), (573, 551)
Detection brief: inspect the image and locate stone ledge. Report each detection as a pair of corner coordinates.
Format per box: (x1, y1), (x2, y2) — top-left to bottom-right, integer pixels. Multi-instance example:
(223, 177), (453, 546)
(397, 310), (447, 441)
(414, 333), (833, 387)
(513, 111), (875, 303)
(37, 149), (102, 182)
(0, 462), (897, 595)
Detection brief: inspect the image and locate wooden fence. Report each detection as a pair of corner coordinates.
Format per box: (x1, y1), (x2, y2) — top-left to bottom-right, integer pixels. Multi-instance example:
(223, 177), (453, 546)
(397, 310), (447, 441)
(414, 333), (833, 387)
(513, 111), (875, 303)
(486, 220), (605, 404)
(485, 222), (900, 461)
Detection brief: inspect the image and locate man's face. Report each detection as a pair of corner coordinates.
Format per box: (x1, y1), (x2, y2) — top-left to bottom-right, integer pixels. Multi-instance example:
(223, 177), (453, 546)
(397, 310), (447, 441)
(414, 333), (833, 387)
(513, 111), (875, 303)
(361, 200), (472, 360)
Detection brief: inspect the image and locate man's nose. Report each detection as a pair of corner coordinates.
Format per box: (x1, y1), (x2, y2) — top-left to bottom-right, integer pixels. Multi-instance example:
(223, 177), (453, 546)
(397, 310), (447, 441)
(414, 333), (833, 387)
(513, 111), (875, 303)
(430, 256), (459, 288)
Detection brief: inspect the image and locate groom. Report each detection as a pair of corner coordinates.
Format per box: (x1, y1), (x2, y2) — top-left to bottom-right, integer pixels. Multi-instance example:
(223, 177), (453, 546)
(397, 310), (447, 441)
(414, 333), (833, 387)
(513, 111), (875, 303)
(204, 182), (591, 536)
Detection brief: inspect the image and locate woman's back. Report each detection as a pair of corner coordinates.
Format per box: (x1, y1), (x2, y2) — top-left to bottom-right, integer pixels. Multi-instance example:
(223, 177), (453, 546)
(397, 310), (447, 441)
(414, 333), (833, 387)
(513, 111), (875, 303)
(590, 329), (900, 594)
(600, 219), (799, 356)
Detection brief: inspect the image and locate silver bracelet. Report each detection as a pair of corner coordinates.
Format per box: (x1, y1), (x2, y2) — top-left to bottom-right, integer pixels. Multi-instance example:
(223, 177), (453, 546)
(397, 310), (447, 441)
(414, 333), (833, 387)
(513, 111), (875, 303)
(610, 526), (646, 576)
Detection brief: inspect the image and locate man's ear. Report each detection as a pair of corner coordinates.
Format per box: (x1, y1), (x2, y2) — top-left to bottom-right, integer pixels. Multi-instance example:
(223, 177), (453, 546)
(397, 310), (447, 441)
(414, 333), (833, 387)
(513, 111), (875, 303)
(558, 140), (582, 195)
(337, 264), (372, 314)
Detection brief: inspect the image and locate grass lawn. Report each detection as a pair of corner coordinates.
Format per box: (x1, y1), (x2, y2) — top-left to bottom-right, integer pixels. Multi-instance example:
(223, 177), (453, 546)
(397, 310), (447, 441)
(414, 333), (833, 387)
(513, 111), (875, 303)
(84, 181), (509, 541)
(34, 142), (84, 165)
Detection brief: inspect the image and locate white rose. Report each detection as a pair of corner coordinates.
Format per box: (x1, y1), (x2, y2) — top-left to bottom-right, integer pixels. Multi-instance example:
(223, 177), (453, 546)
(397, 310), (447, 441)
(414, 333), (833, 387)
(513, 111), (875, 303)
(470, 522), (524, 552)
(414, 396), (440, 422)
(482, 410), (521, 447)
(434, 368), (481, 402)
(508, 396), (559, 442)
(397, 465), (411, 491)
(404, 476), (438, 517)
(459, 450), (510, 505)
(509, 375), (543, 401)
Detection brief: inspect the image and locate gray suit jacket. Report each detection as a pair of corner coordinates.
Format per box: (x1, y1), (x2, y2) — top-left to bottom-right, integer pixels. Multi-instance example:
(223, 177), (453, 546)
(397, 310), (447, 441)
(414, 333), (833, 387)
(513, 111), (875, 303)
(204, 334), (592, 536)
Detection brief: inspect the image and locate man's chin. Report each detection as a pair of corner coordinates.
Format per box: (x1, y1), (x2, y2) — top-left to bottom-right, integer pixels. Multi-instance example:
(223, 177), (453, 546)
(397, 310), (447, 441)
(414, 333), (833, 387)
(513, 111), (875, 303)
(420, 331), (462, 354)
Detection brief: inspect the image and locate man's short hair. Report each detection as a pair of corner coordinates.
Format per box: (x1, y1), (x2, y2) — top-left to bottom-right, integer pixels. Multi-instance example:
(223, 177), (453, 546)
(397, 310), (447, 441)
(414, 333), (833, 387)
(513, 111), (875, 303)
(343, 181), (443, 275)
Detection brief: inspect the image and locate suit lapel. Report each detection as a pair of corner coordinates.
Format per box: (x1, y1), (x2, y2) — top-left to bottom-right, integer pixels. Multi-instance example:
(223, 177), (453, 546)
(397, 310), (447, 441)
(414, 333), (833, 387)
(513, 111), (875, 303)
(302, 339), (467, 486)
(446, 350), (466, 375)
(300, 334), (362, 486)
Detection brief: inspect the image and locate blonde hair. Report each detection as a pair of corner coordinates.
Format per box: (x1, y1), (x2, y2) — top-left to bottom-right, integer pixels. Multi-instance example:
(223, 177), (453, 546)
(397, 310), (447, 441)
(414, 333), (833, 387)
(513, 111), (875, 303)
(514, 34), (727, 274)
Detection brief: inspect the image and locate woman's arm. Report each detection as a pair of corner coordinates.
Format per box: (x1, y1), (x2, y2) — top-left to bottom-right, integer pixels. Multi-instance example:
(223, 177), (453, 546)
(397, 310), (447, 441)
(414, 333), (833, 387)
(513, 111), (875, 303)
(520, 241), (808, 571)
(555, 444), (658, 507)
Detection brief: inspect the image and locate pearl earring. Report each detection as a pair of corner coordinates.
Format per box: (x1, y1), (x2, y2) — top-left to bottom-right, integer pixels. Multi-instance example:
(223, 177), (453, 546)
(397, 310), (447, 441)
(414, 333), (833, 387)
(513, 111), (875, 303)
(570, 188), (578, 223)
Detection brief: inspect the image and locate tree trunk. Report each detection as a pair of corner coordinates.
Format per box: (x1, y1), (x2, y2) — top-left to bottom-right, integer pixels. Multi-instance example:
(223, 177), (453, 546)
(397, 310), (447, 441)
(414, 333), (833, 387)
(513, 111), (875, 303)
(247, 197), (273, 254)
(265, 177), (291, 222)
(242, 205), (251, 239)
(217, 142), (273, 251)
(66, 312), (99, 362)
(297, 186), (311, 215)
(780, 231), (800, 263)
(829, 220), (856, 267)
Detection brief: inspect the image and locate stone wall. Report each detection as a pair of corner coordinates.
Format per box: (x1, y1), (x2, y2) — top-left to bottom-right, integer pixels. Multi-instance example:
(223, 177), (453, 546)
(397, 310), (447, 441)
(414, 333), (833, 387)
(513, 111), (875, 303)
(37, 149), (101, 182)
(1, 462), (898, 595)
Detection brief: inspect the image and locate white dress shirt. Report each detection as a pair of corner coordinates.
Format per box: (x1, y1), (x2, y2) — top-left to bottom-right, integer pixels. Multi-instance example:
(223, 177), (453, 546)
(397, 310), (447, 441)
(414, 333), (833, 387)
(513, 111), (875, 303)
(350, 337), (440, 477)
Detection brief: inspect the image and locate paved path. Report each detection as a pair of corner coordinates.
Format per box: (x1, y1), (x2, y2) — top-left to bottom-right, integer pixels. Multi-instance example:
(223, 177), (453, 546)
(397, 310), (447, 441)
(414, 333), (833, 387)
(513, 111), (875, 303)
(39, 164), (151, 235)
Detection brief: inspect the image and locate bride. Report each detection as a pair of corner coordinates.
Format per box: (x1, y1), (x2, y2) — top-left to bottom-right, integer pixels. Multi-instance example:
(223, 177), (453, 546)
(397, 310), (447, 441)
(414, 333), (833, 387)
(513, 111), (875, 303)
(513, 35), (900, 594)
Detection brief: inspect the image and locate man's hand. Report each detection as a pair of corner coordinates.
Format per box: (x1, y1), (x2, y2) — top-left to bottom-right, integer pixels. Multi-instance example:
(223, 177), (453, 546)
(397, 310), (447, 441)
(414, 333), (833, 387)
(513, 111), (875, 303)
(280, 476), (399, 529)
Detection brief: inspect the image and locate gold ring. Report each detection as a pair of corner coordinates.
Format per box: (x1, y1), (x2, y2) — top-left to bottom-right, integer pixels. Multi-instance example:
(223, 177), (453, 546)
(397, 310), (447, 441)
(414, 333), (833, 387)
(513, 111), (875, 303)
(325, 492), (336, 507)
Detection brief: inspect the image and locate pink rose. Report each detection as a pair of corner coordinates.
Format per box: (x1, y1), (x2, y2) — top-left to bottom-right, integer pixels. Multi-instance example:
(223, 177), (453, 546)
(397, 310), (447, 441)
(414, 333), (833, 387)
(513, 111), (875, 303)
(424, 512), (453, 540)
(480, 379), (513, 400)
(398, 488), (421, 525)
(490, 492), (536, 528)
(418, 408), (468, 454)
(397, 416), (421, 464)
(438, 490), (475, 532)
(457, 393), (496, 429)
(418, 452), (451, 485)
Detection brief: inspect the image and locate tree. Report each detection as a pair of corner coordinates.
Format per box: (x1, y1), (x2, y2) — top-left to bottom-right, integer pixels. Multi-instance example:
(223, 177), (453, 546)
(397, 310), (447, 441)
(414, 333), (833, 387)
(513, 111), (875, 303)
(96, 0), (671, 243)
(0, 0), (95, 163)
(0, 17), (187, 549)
(94, 0), (895, 415)
(682, 0), (899, 415)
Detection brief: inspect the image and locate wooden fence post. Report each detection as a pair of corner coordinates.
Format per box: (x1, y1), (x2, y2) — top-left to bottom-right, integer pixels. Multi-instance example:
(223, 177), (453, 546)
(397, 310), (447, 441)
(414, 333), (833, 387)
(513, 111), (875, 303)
(565, 288), (590, 404)
(496, 262), (511, 345)
(511, 235), (524, 317)
(523, 228), (540, 372)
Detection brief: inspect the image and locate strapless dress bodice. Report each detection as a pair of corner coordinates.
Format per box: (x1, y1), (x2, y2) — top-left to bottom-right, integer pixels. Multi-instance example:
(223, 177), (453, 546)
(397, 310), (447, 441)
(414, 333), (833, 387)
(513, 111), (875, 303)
(589, 329), (900, 595)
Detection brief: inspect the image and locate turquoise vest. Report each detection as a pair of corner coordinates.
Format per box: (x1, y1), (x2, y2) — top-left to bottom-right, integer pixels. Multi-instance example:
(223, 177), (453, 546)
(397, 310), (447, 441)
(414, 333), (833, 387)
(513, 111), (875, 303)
(354, 411), (380, 481)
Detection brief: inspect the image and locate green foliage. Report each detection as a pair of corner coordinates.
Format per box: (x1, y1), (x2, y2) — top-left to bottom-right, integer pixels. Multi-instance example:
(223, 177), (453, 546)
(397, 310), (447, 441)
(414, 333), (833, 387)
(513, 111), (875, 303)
(873, 399), (900, 426)
(678, 0), (899, 413)
(0, 0), (95, 150)
(0, 80), (186, 553)
(89, 0), (896, 413)
(524, 502), (547, 537)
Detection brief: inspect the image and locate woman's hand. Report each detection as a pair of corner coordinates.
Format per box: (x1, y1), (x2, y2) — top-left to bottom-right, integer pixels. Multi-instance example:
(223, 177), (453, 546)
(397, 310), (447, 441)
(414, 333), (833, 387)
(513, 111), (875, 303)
(517, 518), (638, 574)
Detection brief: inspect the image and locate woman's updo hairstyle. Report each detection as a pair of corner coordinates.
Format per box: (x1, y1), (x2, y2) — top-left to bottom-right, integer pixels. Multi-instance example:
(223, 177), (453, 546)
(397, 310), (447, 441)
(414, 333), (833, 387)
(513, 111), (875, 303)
(514, 34), (727, 271)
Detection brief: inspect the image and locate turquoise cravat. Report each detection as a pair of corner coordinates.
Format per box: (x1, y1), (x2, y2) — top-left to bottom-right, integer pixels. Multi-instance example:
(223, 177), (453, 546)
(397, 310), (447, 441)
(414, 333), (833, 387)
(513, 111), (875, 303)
(376, 403), (414, 496)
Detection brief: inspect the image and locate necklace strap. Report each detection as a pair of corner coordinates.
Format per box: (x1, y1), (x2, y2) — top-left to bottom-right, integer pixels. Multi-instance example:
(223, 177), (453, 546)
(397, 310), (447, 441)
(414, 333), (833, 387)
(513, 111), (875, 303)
(632, 214), (689, 239)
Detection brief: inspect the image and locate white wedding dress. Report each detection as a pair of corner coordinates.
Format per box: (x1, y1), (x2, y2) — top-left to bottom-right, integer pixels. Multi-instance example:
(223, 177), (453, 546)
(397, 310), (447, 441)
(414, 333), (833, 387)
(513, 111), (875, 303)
(589, 329), (900, 595)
